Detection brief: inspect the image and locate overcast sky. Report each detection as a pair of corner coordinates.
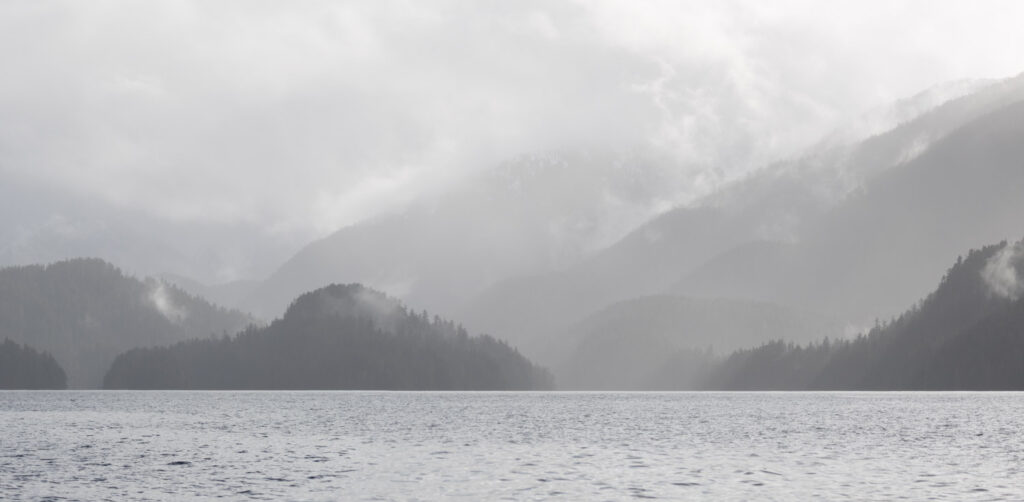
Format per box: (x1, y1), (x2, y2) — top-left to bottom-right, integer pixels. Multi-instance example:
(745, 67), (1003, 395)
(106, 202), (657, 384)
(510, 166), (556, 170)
(2, 0), (1024, 243)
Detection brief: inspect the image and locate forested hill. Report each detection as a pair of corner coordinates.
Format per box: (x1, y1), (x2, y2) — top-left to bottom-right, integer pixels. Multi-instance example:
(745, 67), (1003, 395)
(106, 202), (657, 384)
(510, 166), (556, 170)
(702, 239), (1024, 389)
(104, 284), (554, 390)
(0, 259), (254, 388)
(0, 338), (66, 389)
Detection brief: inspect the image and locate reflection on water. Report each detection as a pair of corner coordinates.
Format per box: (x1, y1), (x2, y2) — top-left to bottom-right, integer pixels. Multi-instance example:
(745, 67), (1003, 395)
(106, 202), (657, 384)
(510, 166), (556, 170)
(2, 391), (1023, 500)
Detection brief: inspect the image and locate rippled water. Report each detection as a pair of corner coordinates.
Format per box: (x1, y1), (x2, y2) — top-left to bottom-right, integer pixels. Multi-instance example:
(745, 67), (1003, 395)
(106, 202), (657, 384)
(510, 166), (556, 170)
(2, 391), (1023, 500)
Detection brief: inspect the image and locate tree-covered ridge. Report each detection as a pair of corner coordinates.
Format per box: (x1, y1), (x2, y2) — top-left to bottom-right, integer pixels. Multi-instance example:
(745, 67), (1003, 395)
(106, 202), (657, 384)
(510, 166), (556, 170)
(104, 284), (554, 390)
(0, 258), (254, 388)
(702, 240), (1024, 389)
(0, 338), (66, 389)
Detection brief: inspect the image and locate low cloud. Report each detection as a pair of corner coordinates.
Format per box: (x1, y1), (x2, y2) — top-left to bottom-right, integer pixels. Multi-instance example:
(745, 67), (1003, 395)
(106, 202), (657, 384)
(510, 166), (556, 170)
(149, 281), (189, 324)
(2, 1), (1024, 245)
(982, 241), (1024, 301)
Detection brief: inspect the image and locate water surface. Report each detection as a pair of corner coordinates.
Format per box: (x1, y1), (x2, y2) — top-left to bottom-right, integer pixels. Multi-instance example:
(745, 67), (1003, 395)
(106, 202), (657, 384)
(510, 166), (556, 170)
(2, 391), (1022, 500)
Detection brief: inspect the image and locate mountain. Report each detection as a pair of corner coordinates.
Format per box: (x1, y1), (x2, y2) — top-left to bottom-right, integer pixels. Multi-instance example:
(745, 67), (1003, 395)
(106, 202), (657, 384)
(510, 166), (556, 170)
(0, 338), (66, 389)
(0, 259), (254, 388)
(103, 284), (553, 390)
(0, 173), (296, 285)
(701, 239), (1024, 389)
(674, 92), (1024, 322)
(557, 295), (841, 389)
(234, 151), (688, 320)
(160, 273), (262, 315)
(807, 78), (991, 150)
(462, 73), (1024, 357)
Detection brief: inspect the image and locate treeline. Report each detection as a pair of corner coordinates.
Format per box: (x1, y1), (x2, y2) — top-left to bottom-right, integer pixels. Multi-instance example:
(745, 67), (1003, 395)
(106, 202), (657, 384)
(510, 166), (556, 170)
(0, 338), (66, 389)
(0, 258), (253, 388)
(8, 237), (1023, 391)
(104, 284), (554, 390)
(701, 240), (1024, 389)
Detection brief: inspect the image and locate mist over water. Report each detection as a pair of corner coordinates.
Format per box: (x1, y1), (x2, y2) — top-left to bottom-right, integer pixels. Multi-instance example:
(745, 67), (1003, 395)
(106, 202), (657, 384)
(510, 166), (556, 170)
(4, 391), (1024, 501)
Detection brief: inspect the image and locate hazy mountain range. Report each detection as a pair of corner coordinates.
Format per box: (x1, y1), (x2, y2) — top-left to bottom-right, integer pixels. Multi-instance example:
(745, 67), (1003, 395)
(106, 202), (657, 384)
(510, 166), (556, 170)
(461, 72), (1024, 365)
(4, 73), (1024, 390)
(0, 175), (298, 286)
(188, 150), (690, 320)
(0, 259), (253, 388)
(167, 77), (1015, 329)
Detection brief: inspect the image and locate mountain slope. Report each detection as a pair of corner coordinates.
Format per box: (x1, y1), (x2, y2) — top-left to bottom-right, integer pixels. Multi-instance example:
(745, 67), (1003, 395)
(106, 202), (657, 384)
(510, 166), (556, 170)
(104, 284), (553, 390)
(675, 96), (1024, 322)
(462, 74), (1024, 355)
(0, 174), (294, 285)
(702, 239), (1024, 389)
(0, 259), (253, 388)
(557, 295), (841, 389)
(236, 151), (688, 321)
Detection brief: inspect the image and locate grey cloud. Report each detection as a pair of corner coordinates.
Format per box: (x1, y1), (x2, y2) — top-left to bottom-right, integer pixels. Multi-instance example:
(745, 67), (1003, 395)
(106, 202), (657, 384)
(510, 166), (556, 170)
(2, 0), (1023, 252)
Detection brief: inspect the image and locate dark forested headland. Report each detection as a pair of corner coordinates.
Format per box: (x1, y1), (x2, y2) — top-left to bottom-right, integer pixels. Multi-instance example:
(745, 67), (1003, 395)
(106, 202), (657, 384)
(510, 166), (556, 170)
(0, 338), (66, 389)
(104, 284), (554, 390)
(702, 239), (1024, 389)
